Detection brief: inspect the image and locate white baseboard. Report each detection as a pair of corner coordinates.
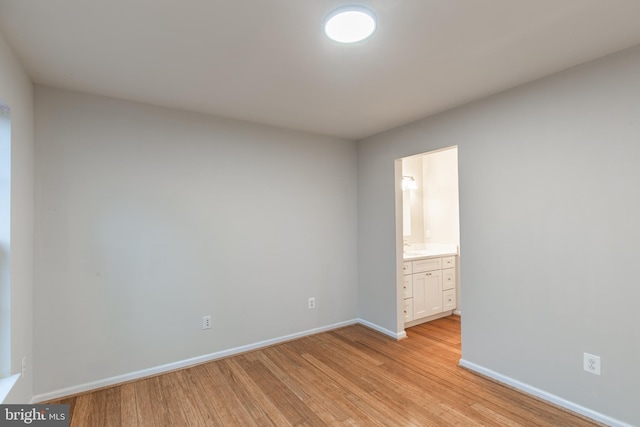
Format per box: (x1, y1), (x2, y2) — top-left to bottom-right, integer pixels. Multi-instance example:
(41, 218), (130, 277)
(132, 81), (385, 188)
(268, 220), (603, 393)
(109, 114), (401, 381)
(404, 311), (452, 328)
(357, 318), (406, 340)
(31, 319), (359, 403)
(459, 359), (633, 427)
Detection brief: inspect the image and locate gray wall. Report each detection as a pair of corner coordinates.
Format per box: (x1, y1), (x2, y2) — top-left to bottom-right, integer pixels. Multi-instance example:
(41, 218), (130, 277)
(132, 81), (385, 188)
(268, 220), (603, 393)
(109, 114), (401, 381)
(0, 31), (35, 403)
(358, 45), (640, 425)
(33, 87), (358, 396)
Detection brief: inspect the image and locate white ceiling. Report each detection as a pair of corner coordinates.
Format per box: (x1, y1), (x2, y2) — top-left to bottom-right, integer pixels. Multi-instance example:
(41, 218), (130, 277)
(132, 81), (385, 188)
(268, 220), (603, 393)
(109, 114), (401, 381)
(1, 0), (640, 140)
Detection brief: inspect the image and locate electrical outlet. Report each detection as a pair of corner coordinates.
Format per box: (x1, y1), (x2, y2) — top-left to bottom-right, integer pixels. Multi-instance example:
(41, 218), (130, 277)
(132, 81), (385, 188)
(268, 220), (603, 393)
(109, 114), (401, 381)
(308, 297), (316, 309)
(584, 352), (601, 375)
(202, 316), (212, 330)
(21, 356), (26, 378)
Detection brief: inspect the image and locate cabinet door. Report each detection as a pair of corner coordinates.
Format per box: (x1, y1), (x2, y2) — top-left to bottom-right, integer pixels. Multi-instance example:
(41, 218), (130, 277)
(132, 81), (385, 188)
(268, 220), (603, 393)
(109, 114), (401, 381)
(403, 298), (413, 322)
(442, 256), (456, 269)
(402, 262), (412, 275)
(412, 270), (442, 319)
(443, 289), (456, 311)
(442, 268), (455, 291)
(403, 274), (413, 299)
(412, 272), (428, 319)
(424, 270), (443, 316)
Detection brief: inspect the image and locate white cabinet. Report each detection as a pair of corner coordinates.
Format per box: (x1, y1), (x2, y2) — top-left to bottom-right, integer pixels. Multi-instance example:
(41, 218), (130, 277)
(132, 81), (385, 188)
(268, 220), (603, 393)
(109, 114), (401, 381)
(410, 272), (424, 320)
(413, 257), (441, 273)
(402, 262), (414, 321)
(402, 273), (413, 299)
(442, 256), (455, 269)
(403, 299), (413, 322)
(402, 254), (456, 325)
(424, 270), (444, 316)
(402, 261), (412, 275)
(412, 269), (442, 318)
(442, 267), (455, 291)
(443, 289), (456, 311)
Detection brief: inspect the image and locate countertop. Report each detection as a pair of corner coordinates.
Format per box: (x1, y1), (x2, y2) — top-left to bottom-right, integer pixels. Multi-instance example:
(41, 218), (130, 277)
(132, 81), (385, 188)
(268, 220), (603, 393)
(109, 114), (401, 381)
(403, 244), (458, 260)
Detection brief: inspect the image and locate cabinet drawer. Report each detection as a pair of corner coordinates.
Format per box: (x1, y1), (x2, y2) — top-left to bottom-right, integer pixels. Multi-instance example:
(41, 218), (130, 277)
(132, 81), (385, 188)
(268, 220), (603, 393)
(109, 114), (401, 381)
(442, 268), (455, 290)
(442, 256), (456, 269)
(402, 262), (412, 275)
(403, 275), (413, 299)
(403, 298), (413, 322)
(412, 257), (441, 273)
(443, 289), (456, 311)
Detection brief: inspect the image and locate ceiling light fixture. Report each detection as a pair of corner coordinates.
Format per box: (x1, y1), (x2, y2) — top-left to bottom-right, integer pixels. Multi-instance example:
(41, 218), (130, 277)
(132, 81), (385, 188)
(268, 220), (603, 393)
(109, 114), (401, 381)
(323, 5), (377, 43)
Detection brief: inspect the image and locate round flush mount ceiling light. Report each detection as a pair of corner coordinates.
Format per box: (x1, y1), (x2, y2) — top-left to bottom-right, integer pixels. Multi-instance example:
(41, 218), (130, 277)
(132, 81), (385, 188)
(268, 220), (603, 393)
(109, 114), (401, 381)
(323, 5), (377, 43)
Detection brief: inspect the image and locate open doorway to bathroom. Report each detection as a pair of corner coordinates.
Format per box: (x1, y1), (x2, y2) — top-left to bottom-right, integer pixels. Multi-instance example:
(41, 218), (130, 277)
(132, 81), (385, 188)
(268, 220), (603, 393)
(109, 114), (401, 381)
(396, 146), (460, 334)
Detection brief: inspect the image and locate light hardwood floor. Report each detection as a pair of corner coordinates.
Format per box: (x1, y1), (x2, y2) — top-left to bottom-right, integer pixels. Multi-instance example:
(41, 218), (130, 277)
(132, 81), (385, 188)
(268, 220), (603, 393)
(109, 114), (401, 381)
(48, 316), (602, 426)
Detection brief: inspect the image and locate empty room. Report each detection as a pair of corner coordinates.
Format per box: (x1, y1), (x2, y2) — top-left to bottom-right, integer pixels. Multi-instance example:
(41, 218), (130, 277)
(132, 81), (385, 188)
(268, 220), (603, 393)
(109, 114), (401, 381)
(1, 1), (639, 426)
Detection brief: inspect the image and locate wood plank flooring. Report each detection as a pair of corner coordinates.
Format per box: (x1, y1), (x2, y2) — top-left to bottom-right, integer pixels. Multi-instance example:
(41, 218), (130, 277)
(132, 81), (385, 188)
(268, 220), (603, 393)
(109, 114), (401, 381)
(48, 316), (602, 426)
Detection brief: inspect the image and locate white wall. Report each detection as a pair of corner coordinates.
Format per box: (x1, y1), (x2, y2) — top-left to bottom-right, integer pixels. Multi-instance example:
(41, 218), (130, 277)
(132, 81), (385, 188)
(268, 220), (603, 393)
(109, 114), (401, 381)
(0, 31), (35, 403)
(422, 147), (459, 245)
(33, 87), (358, 397)
(401, 156), (424, 244)
(401, 149), (459, 248)
(358, 45), (640, 426)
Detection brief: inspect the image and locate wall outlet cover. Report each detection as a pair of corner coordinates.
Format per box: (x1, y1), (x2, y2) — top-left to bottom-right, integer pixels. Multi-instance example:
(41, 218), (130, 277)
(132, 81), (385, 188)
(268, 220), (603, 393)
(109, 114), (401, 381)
(202, 316), (212, 330)
(583, 352), (601, 375)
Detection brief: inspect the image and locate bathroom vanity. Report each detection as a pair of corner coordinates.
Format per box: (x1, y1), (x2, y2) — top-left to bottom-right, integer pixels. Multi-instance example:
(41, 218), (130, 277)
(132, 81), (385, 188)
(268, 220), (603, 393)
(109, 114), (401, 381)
(402, 247), (457, 326)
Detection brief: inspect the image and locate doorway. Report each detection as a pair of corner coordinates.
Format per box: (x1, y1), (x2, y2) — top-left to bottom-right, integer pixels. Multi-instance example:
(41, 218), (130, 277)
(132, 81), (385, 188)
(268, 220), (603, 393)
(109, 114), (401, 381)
(395, 146), (461, 334)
